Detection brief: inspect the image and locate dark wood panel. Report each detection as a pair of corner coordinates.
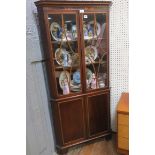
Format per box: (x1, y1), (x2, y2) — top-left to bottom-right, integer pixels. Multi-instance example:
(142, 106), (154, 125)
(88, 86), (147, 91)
(87, 92), (110, 136)
(58, 98), (86, 144)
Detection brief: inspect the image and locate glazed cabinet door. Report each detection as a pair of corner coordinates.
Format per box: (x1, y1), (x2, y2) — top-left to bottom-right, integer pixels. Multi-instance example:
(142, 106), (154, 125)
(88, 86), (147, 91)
(57, 97), (86, 144)
(80, 12), (109, 92)
(86, 92), (110, 137)
(46, 10), (83, 97)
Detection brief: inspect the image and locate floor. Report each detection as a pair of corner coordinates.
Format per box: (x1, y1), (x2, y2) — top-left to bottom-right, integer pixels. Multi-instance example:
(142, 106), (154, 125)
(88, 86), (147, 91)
(67, 134), (120, 155)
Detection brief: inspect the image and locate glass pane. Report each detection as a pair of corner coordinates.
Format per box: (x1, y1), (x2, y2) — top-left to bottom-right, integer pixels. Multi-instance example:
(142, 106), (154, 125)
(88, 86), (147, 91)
(48, 13), (81, 96)
(82, 13), (107, 90)
(48, 14), (62, 41)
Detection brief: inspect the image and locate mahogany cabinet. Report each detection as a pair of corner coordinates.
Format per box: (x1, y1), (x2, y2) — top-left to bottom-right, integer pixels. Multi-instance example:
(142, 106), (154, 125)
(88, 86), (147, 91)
(35, 0), (112, 154)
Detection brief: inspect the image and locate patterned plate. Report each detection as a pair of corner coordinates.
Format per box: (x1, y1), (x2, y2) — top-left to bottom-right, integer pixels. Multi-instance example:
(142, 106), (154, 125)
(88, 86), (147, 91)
(55, 48), (72, 66)
(73, 70), (81, 84)
(59, 71), (70, 90)
(50, 22), (64, 41)
(83, 21), (101, 40)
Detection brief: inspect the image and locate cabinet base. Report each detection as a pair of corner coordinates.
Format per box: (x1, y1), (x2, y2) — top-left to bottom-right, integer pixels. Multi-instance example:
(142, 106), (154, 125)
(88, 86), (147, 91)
(105, 133), (112, 141)
(56, 147), (68, 155)
(56, 131), (112, 155)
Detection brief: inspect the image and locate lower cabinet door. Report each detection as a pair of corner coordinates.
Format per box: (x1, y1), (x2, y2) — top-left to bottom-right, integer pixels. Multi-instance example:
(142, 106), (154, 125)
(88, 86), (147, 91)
(87, 92), (110, 137)
(58, 97), (85, 144)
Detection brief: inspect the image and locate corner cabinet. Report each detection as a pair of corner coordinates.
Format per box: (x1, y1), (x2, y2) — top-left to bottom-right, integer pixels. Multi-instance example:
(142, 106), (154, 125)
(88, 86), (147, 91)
(35, 0), (112, 154)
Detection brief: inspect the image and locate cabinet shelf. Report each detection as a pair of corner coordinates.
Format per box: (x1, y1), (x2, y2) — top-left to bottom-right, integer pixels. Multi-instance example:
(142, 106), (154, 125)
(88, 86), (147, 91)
(58, 91), (82, 96)
(55, 65), (80, 71)
(84, 37), (106, 41)
(51, 39), (78, 44)
(51, 38), (106, 44)
(54, 61), (107, 71)
(86, 61), (107, 66)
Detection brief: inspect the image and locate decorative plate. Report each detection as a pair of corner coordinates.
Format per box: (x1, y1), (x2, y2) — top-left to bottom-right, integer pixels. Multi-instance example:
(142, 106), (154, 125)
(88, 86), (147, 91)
(59, 71), (70, 90)
(88, 21), (101, 36)
(50, 22), (64, 41)
(70, 80), (81, 88)
(70, 87), (81, 92)
(70, 80), (81, 92)
(84, 21), (101, 40)
(73, 70), (81, 84)
(72, 68), (93, 85)
(71, 53), (80, 66)
(85, 46), (98, 64)
(55, 48), (72, 66)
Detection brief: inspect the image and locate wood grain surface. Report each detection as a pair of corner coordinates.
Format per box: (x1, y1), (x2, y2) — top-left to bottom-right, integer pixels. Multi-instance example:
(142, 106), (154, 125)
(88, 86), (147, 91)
(67, 134), (120, 155)
(117, 93), (129, 114)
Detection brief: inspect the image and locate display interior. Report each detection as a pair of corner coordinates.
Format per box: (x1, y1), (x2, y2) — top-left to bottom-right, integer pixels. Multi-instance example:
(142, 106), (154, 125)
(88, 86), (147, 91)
(82, 13), (108, 91)
(48, 13), (107, 96)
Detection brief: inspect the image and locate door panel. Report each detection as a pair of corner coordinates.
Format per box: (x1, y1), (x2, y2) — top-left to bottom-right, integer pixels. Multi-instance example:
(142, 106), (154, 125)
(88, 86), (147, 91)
(80, 12), (108, 91)
(47, 11), (83, 97)
(58, 97), (85, 144)
(87, 92), (110, 137)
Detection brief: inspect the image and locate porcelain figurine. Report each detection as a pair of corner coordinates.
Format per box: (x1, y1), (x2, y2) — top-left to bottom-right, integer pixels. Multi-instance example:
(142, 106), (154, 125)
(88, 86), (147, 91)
(62, 79), (70, 95)
(72, 25), (77, 39)
(86, 79), (90, 89)
(73, 71), (80, 84)
(63, 52), (68, 67)
(91, 73), (97, 89)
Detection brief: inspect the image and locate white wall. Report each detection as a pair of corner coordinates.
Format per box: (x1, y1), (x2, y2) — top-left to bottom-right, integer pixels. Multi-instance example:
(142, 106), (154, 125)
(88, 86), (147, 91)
(109, 0), (129, 130)
(26, 0), (56, 154)
(26, 0), (129, 155)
